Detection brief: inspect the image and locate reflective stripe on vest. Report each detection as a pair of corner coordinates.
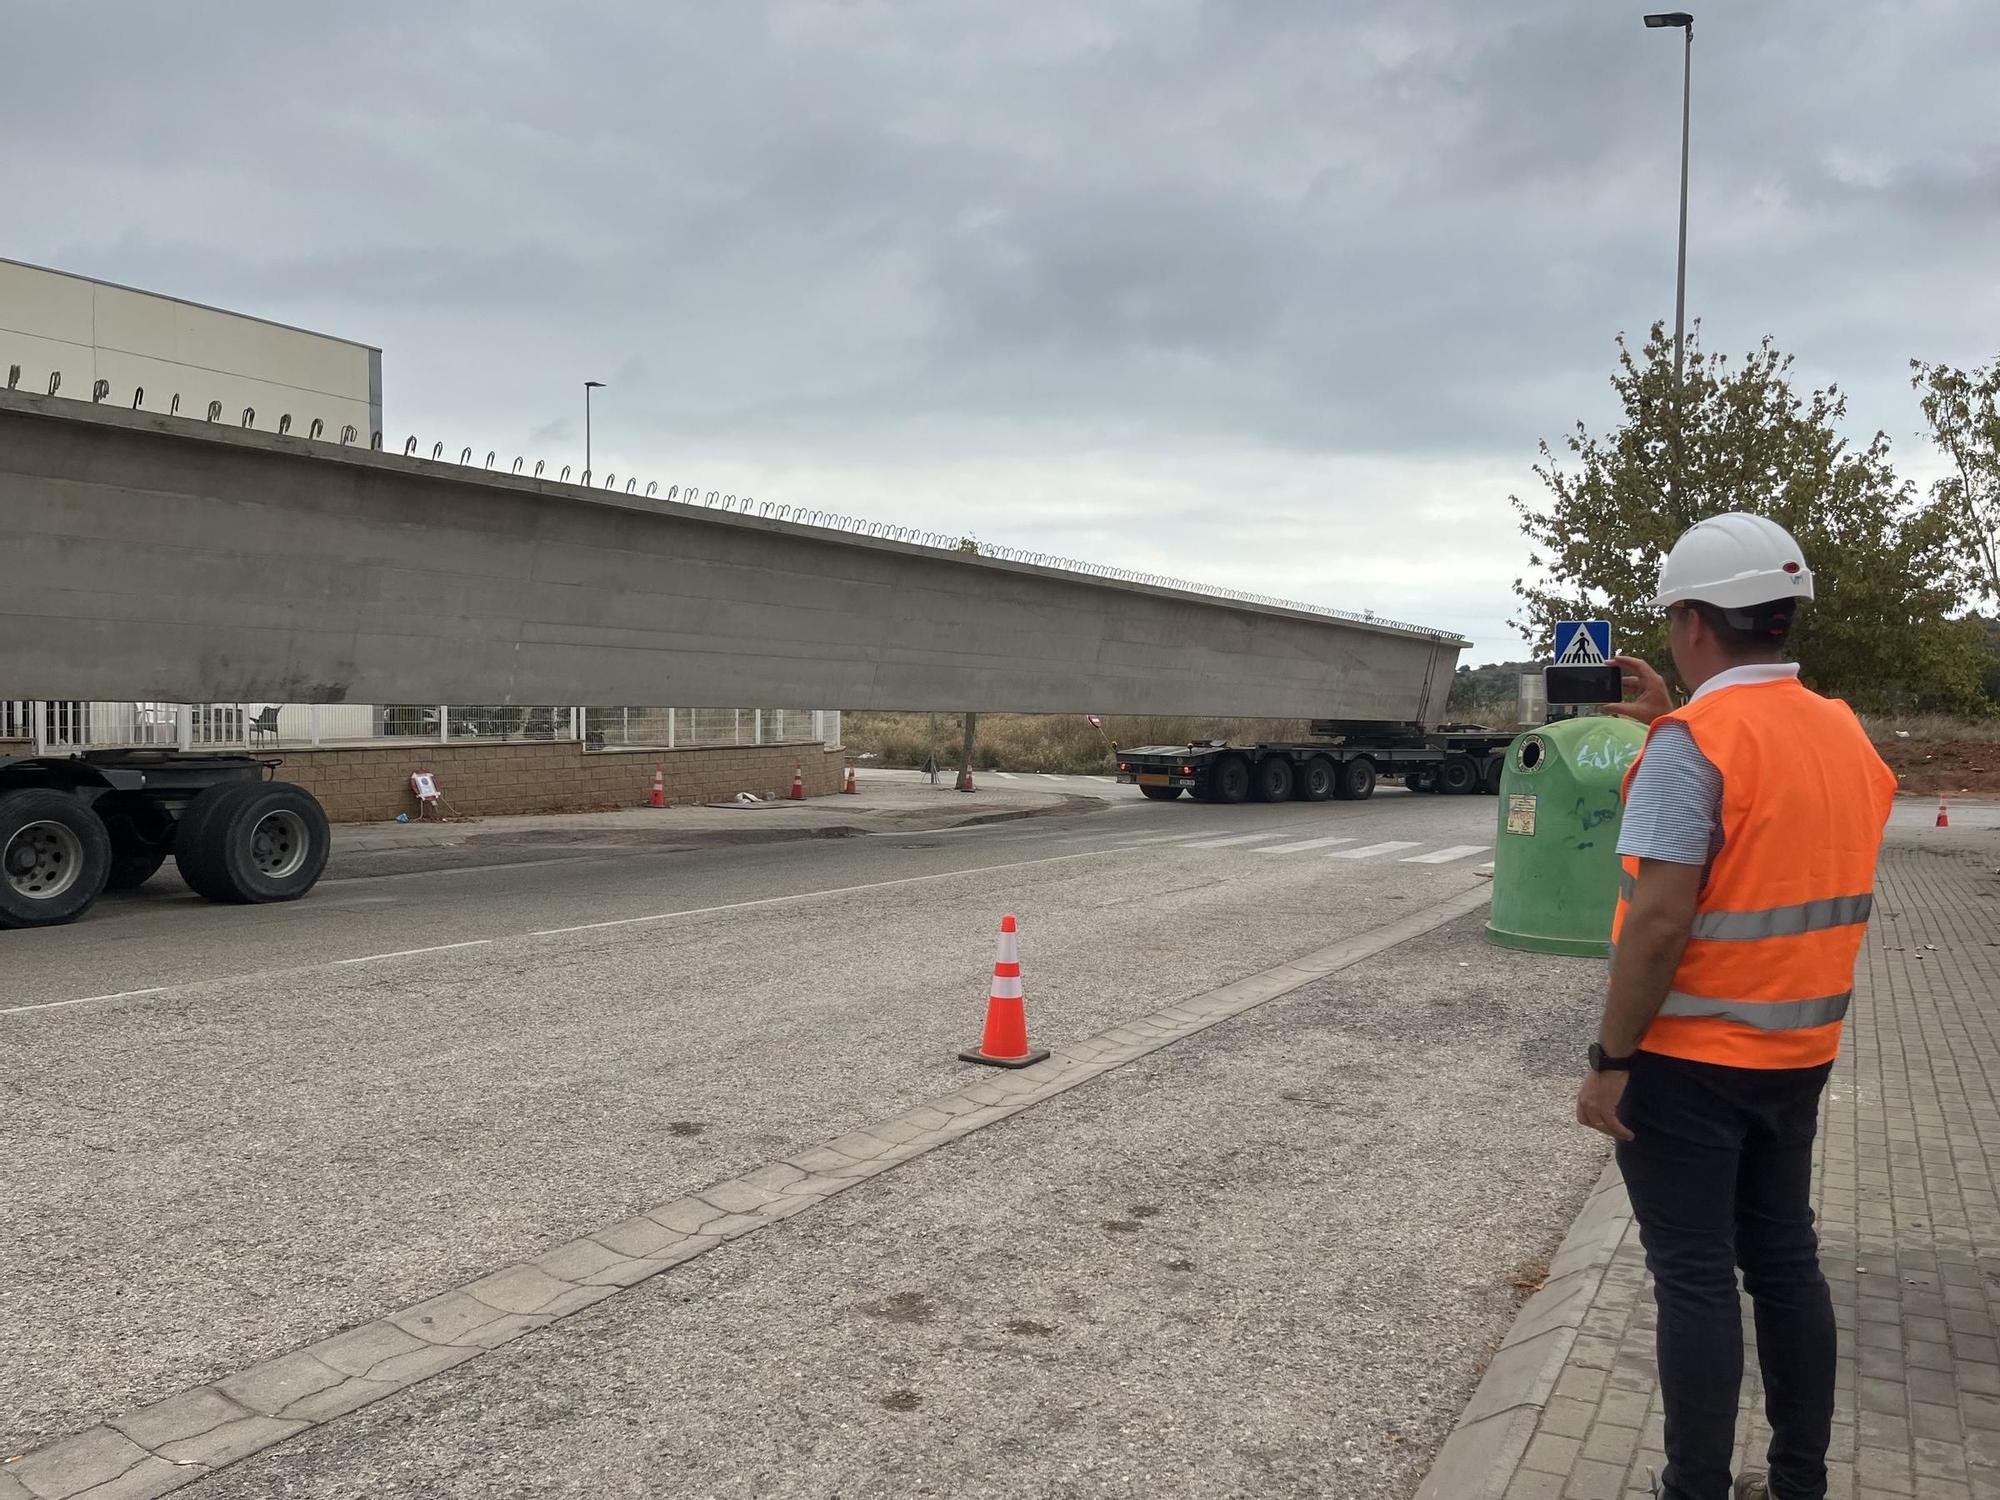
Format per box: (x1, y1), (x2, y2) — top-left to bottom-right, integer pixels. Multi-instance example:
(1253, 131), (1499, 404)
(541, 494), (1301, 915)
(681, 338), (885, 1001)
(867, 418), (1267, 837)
(1658, 989), (1852, 1030)
(1615, 872), (1873, 941)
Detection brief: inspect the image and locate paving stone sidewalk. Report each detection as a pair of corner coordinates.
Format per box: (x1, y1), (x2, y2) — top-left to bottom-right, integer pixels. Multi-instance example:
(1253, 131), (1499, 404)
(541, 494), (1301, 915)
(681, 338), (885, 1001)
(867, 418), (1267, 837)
(1420, 840), (2000, 1500)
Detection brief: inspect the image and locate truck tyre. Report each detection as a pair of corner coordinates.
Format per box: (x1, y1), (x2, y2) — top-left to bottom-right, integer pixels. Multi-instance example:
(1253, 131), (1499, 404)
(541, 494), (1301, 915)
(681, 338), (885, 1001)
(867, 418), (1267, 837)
(106, 845), (168, 891)
(1334, 758), (1376, 801)
(0, 788), (113, 929)
(1481, 757), (1505, 795)
(176, 781), (330, 904)
(1211, 755), (1252, 805)
(95, 791), (175, 891)
(1251, 756), (1295, 803)
(1298, 756), (1336, 802)
(1439, 755), (1481, 795)
(1139, 785), (1183, 802)
(1404, 768), (1434, 795)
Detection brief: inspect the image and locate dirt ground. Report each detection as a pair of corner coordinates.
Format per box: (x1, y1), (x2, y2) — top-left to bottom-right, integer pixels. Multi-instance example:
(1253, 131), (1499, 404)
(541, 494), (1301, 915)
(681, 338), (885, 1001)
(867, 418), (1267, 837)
(1875, 738), (2000, 796)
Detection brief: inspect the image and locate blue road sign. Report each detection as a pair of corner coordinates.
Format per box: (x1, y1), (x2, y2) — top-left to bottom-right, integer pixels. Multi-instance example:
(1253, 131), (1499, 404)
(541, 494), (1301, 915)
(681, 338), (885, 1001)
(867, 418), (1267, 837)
(1553, 619), (1612, 666)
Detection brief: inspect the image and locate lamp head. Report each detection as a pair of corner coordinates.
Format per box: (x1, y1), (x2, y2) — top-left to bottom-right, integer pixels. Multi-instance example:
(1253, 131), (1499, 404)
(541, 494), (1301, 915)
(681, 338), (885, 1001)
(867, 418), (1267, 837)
(1644, 11), (1694, 27)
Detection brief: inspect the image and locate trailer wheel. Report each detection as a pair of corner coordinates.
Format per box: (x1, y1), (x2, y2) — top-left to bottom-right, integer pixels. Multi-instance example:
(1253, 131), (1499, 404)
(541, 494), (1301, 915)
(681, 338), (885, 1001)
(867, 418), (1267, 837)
(1334, 758), (1377, 801)
(1481, 758), (1505, 795)
(1211, 755), (1252, 804)
(1139, 785), (1183, 802)
(1439, 755), (1481, 795)
(1297, 757), (1336, 802)
(0, 788), (113, 929)
(1251, 756), (1295, 803)
(95, 791), (175, 891)
(176, 781), (330, 904)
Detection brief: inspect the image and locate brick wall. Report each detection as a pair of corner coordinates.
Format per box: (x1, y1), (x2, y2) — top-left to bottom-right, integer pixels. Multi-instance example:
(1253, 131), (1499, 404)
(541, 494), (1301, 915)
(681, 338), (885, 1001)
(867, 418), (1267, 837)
(262, 740), (849, 823)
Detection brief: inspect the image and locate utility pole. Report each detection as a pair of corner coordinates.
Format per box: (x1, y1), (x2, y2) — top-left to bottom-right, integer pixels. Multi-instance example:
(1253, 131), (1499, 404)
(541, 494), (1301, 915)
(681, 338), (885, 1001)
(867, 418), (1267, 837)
(584, 380), (605, 478)
(1644, 12), (1695, 511)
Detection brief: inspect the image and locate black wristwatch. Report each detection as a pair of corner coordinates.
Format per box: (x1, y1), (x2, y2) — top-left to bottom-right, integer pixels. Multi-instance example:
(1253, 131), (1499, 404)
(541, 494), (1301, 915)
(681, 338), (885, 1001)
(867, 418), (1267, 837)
(1589, 1042), (1636, 1073)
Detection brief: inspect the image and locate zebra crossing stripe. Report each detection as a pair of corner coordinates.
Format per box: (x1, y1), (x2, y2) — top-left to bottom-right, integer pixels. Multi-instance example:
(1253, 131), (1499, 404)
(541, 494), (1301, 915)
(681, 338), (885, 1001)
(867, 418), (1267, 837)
(1172, 831), (1294, 850)
(1400, 844), (1492, 865)
(1325, 841), (1423, 860)
(1255, 836), (1359, 855)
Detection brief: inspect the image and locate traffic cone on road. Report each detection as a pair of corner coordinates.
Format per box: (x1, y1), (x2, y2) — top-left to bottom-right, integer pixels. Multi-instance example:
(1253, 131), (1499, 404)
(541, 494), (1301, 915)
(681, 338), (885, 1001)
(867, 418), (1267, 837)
(843, 763), (860, 794)
(648, 766), (666, 809)
(790, 764), (805, 801)
(1937, 796), (1950, 828)
(959, 915), (1050, 1070)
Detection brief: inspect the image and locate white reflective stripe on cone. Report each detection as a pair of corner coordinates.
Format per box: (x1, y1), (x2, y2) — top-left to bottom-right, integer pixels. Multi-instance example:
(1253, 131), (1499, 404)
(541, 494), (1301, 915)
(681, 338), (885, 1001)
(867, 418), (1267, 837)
(990, 975), (1024, 1001)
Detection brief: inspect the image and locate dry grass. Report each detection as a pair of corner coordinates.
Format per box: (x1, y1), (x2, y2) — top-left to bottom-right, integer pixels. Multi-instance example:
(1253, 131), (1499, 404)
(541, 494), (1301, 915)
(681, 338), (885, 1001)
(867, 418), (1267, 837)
(1859, 712), (2000, 743)
(842, 712), (1318, 774)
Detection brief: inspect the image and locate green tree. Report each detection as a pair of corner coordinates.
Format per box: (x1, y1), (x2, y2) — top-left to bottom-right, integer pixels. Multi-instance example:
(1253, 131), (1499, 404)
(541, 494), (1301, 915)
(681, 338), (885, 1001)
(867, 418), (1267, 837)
(1511, 323), (1987, 713)
(1911, 357), (2000, 608)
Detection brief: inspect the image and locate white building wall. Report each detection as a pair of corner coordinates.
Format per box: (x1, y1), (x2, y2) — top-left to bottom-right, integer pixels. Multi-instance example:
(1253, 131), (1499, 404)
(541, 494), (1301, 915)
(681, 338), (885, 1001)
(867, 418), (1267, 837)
(0, 257), (381, 438)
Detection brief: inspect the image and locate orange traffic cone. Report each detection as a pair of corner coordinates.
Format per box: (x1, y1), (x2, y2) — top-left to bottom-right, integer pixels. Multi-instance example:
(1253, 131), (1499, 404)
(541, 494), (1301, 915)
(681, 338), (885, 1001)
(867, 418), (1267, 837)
(956, 767), (976, 793)
(1937, 796), (1950, 828)
(790, 765), (805, 801)
(843, 763), (860, 794)
(648, 766), (666, 808)
(959, 915), (1049, 1069)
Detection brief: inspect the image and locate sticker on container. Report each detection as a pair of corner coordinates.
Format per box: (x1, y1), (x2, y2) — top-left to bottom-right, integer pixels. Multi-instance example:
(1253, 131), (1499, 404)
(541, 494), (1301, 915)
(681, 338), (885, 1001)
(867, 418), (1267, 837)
(1506, 793), (1537, 836)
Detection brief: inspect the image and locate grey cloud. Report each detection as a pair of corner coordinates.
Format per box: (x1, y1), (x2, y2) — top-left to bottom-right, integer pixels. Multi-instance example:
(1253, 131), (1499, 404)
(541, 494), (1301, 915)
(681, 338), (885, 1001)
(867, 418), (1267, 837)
(4, 0), (1998, 660)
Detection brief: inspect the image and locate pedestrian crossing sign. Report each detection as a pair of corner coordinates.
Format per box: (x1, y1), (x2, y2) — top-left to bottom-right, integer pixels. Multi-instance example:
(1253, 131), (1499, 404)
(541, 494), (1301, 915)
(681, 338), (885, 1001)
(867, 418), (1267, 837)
(1553, 620), (1612, 666)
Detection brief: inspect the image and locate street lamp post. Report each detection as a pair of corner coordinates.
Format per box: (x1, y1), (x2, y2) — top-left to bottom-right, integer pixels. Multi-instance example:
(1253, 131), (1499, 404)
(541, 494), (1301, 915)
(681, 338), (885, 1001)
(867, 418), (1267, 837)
(1644, 11), (1694, 505)
(584, 380), (606, 477)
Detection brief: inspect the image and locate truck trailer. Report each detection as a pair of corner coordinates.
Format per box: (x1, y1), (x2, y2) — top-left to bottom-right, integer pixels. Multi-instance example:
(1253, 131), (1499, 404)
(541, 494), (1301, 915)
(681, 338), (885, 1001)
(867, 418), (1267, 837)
(0, 751), (330, 929)
(1115, 719), (1518, 803)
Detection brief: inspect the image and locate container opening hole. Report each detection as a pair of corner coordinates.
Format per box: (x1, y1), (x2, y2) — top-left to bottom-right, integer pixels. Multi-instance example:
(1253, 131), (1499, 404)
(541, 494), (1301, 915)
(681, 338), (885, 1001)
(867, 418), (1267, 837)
(1519, 738), (1544, 771)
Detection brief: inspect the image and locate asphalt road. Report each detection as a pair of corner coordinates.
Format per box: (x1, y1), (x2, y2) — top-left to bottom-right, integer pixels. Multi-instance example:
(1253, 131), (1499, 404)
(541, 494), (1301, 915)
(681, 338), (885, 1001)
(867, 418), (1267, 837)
(11, 784), (1978, 1493)
(3, 785), (1500, 1445)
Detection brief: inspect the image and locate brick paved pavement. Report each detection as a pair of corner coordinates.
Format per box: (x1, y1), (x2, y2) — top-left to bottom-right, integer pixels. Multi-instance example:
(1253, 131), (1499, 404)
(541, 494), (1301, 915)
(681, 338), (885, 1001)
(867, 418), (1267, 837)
(1421, 841), (2000, 1500)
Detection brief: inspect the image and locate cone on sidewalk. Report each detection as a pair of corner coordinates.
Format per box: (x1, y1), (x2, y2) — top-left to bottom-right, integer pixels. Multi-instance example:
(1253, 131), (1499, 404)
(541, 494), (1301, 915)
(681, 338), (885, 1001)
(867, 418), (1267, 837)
(790, 764), (805, 801)
(959, 915), (1049, 1069)
(956, 767), (976, 793)
(1937, 796), (1950, 829)
(843, 763), (860, 794)
(647, 766), (666, 809)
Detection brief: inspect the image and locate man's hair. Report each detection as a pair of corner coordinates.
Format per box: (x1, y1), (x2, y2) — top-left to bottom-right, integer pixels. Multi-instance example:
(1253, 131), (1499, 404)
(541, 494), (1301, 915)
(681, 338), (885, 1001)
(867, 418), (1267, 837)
(1680, 598), (1798, 655)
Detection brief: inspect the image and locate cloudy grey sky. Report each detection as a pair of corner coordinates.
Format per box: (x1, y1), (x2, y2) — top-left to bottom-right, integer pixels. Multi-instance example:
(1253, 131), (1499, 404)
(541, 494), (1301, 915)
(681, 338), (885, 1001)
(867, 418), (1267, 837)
(5, 1), (1996, 661)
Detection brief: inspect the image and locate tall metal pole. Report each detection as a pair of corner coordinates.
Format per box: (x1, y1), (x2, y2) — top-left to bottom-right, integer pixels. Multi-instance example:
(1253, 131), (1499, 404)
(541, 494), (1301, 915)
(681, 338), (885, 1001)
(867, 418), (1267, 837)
(1673, 21), (1692, 401)
(584, 380), (605, 478)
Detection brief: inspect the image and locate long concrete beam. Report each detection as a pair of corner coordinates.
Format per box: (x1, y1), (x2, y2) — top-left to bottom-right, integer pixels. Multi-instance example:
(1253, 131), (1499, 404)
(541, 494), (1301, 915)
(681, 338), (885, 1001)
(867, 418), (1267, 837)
(0, 390), (1466, 718)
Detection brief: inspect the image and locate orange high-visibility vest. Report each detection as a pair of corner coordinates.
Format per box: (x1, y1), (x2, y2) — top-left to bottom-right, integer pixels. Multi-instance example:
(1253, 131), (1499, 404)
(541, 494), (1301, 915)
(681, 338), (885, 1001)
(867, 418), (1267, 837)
(1612, 676), (1895, 1069)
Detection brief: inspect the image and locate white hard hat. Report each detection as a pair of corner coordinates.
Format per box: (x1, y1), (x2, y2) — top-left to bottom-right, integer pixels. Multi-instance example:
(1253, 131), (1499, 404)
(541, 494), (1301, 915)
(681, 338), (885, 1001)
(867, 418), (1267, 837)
(1648, 512), (1815, 611)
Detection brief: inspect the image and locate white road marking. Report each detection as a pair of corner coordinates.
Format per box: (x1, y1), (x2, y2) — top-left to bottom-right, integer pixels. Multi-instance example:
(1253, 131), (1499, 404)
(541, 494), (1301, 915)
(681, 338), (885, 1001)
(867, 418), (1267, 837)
(1476, 862), (1496, 872)
(1255, 836), (1359, 855)
(1172, 831), (1294, 850)
(1400, 844), (1493, 865)
(1325, 841), (1424, 860)
(1, 986), (168, 1016)
(526, 845), (1150, 937)
(1111, 831), (1205, 845)
(335, 940), (495, 965)
(8, 844), (1170, 1019)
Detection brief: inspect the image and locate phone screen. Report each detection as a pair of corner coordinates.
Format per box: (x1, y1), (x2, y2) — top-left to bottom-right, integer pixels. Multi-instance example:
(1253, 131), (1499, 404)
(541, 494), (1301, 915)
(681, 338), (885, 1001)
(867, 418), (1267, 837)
(1544, 663), (1625, 706)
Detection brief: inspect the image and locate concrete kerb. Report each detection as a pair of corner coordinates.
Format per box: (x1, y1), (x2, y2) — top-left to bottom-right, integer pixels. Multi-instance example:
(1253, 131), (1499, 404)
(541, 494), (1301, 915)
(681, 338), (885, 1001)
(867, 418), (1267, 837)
(6, 884), (1496, 1499)
(1412, 1158), (1633, 1500)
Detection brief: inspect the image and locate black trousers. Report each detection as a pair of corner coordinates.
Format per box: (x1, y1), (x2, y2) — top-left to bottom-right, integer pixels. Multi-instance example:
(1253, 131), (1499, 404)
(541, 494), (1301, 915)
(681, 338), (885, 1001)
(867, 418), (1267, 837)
(1614, 1050), (1836, 1500)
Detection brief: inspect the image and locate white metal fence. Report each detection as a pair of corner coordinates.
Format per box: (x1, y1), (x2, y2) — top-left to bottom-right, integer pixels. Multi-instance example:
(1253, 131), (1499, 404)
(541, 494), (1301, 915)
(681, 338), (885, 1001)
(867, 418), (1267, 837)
(1, 702), (841, 754)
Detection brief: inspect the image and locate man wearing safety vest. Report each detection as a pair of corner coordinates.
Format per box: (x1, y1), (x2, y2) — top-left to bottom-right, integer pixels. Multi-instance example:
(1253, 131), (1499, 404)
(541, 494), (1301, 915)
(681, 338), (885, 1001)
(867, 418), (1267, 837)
(1576, 512), (1895, 1500)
